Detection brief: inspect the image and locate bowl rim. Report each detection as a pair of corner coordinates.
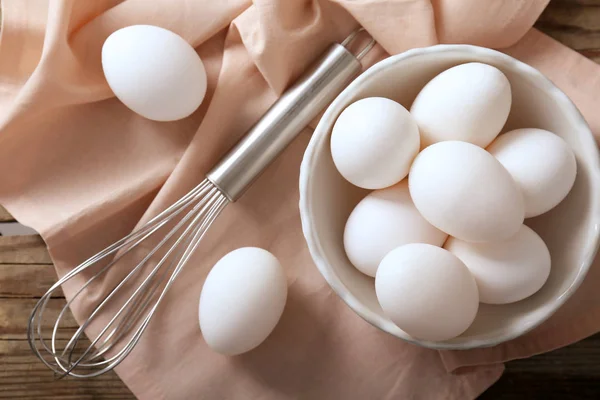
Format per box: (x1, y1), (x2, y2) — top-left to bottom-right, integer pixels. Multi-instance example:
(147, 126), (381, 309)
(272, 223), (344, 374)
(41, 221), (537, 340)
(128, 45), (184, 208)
(299, 43), (600, 350)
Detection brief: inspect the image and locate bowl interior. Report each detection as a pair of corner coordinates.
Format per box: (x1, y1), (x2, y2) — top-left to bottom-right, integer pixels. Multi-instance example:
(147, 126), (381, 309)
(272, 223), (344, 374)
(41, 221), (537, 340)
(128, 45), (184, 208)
(300, 45), (600, 349)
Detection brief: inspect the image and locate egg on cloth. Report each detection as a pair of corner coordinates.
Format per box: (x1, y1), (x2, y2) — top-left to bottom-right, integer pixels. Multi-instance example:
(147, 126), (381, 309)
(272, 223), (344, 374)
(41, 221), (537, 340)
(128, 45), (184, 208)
(409, 141), (524, 242)
(331, 97), (420, 190)
(375, 243), (479, 342)
(445, 224), (551, 304)
(410, 62), (511, 148)
(199, 247), (287, 356)
(344, 180), (448, 277)
(487, 128), (577, 218)
(102, 25), (207, 122)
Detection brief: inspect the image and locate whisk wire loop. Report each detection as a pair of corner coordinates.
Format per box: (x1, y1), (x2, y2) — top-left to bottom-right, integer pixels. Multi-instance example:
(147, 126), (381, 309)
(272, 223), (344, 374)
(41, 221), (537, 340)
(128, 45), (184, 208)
(28, 179), (229, 378)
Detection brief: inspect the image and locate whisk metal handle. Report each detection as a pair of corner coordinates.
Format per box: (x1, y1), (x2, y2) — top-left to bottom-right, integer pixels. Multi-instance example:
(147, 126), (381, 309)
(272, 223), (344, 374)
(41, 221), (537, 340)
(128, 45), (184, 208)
(207, 42), (363, 201)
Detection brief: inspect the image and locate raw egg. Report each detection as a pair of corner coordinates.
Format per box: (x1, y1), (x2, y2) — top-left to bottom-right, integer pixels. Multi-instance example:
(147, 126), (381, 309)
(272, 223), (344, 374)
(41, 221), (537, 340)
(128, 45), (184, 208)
(102, 25), (207, 122)
(445, 225), (551, 304)
(331, 97), (420, 189)
(410, 62), (511, 148)
(409, 141), (524, 242)
(375, 243), (479, 341)
(487, 128), (577, 218)
(199, 248), (287, 356)
(344, 180), (447, 277)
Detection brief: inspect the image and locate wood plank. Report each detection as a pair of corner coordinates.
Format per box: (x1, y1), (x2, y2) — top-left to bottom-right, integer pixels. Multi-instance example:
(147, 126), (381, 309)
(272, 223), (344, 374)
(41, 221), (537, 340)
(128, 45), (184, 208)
(0, 264), (60, 298)
(0, 235), (52, 265)
(482, 374), (600, 399)
(0, 206), (14, 222)
(580, 49), (600, 63)
(541, 5), (600, 33)
(536, 1), (600, 52)
(0, 336), (134, 400)
(552, 0), (600, 7)
(481, 333), (600, 399)
(0, 298), (77, 340)
(504, 333), (600, 374)
(0, 340), (133, 399)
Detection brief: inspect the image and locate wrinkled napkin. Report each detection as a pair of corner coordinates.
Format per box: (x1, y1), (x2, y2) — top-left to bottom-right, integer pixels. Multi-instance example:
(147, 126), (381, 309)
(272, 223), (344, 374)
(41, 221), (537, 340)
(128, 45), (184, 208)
(1, 0), (600, 398)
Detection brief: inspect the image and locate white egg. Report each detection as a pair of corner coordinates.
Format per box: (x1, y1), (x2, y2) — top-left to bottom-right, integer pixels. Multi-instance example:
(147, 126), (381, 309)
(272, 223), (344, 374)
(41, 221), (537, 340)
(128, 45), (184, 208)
(487, 128), (577, 218)
(375, 243), (479, 341)
(344, 180), (448, 277)
(445, 225), (551, 304)
(410, 62), (511, 148)
(102, 25), (207, 122)
(199, 247), (287, 356)
(331, 97), (420, 189)
(409, 141), (524, 242)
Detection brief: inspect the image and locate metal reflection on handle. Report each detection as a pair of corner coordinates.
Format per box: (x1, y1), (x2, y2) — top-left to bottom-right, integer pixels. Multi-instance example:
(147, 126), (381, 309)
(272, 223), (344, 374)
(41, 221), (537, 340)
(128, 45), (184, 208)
(207, 39), (368, 201)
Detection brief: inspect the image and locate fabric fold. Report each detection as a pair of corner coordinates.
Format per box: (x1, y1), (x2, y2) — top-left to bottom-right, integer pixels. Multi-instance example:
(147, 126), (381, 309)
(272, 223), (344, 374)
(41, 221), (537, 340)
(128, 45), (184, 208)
(0, 1), (597, 399)
(432, 0), (551, 48)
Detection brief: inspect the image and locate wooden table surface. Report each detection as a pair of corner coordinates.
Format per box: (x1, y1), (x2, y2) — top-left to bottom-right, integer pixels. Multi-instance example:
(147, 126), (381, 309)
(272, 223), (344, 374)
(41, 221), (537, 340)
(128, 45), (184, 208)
(1, 1), (599, 399)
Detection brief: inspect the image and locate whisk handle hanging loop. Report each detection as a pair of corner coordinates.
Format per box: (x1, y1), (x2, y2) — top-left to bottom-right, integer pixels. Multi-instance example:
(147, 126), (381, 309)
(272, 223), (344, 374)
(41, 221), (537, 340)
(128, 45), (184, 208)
(207, 36), (369, 201)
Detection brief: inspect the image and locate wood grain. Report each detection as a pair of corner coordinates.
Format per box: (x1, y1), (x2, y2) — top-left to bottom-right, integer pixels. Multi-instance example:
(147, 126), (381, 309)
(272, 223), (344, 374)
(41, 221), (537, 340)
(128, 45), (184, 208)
(481, 333), (600, 399)
(537, 0), (600, 63)
(0, 298), (78, 340)
(0, 264), (59, 298)
(1, 340), (133, 400)
(0, 228), (133, 396)
(0, 206), (14, 222)
(0, 252), (134, 398)
(0, 0), (599, 399)
(0, 235), (52, 265)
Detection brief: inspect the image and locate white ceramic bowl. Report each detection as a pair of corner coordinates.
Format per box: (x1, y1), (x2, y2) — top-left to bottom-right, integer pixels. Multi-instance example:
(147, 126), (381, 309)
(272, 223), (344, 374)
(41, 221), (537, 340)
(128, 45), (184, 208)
(299, 44), (600, 349)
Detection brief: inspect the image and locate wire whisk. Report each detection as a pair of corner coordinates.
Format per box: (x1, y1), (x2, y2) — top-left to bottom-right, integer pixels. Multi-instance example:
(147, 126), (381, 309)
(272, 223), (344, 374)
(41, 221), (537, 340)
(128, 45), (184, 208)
(29, 179), (228, 377)
(28, 29), (374, 378)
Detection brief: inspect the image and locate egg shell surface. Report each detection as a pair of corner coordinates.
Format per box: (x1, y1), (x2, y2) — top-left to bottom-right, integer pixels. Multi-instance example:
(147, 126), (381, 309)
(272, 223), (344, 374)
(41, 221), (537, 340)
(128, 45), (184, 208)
(102, 25), (207, 122)
(487, 128), (577, 218)
(199, 247), (287, 356)
(445, 224), (551, 304)
(409, 141), (525, 242)
(410, 62), (511, 148)
(331, 97), (420, 189)
(344, 180), (448, 277)
(375, 243), (479, 342)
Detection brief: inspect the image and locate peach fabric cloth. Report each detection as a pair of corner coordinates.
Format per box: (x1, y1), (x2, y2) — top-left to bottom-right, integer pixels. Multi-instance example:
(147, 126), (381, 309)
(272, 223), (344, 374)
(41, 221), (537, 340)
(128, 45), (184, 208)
(1, 0), (599, 399)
